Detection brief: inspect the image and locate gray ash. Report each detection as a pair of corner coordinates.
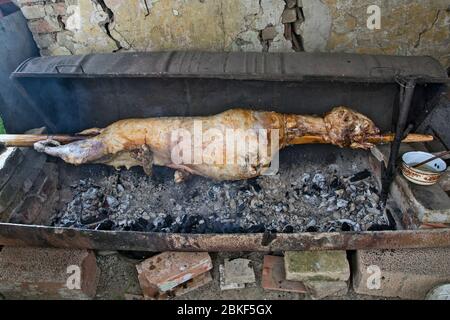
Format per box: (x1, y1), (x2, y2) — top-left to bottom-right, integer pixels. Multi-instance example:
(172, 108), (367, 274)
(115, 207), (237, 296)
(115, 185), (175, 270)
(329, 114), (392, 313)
(52, 163), (388, 233)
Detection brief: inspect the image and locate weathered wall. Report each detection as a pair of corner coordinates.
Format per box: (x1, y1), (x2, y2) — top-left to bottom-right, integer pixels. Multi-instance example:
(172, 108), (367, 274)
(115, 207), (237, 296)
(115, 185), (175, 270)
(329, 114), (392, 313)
(14, 0), (450, 69)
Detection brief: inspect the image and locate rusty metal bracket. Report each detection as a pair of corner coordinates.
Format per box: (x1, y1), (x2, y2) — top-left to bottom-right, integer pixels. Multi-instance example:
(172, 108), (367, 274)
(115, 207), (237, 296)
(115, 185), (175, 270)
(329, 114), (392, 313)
(381, 77), (416, 203)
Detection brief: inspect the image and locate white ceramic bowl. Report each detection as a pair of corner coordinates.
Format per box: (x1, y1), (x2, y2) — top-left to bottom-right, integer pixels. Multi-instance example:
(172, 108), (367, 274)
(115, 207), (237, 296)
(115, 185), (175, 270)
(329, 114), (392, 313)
(401, 151), (447, 185)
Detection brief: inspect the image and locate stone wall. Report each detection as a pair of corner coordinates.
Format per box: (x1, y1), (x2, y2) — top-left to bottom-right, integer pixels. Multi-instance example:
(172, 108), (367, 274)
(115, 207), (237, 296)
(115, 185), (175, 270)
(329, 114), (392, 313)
(14, 0), (450, 69)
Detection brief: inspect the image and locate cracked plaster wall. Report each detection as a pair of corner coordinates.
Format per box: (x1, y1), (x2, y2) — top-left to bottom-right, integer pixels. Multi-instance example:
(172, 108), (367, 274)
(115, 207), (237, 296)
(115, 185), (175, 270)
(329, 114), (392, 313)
(14, 0), (450, 69)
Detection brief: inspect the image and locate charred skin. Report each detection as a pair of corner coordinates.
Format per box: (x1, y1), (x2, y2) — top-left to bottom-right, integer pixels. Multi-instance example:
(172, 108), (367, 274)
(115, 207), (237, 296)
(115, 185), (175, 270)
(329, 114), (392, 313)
(34, 107), (379, 181)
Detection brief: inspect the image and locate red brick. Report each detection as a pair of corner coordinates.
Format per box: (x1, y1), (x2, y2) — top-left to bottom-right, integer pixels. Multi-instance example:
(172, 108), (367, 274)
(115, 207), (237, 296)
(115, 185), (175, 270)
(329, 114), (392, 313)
(136, 251), (212, 298)
(262, 255), (307, 293)
(0, 247), (99, 299)
(45, 3), (66, 16)
(150, 272), (213, 300)
(28, 18), (60, 34)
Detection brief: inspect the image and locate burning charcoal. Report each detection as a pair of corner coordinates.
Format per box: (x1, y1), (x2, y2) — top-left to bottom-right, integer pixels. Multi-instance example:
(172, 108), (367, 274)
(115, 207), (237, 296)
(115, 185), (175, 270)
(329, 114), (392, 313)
(250, 198), (262, 209)
(247, 224), (265, 233)
(311, 184), (321, 193)
(274, 203), (284, 212)
(54, 155), (387, 234)
(367, 224), (395, 231)
(312, 173), (326, 188)
(62, 220), (76, 228)
(170, 223), (181, 233)
(83, 187), (99, 200)
(337, 219), (360, 231)
(207, 189), (217, 201)
(164, 215), (173, 226)
(282, 225), (294, 233)
(116, 184), (125, 193)
(246, 178), (262, 193)
(190, 190), (200, 198)
(98, 207), (108, 216)
(194, 223), (207, 234)
(152, 216), (167, 230)
(180, 215), (199, 233)
(211, 221), (225, 233)
(306, 226), (318, 232)
(330, 176), (343, 189)
(130, 218), (148, 231)
(96, 220), (115, 230)
(80, 214), (105, 225)
(341, 222), (352, 231)
(327, 205), (337, 212)
(336, 199), (348, 208)
(306, 219), (316, 228)
(332, 212), (341, 220)
(301, 173), (310, 183)
(78, 179), (87, 187)
(370, 193), (380, 203)
(229, 199), (237, 211)
(142, 213), (151, 220)
(118, 219), (128, 227)
(222, 223), (242, 233)
(348, 203), (355, 212)
(366, 207), (381, 215)
(106, 195), (119, 208)
(349, 169), (371, 182)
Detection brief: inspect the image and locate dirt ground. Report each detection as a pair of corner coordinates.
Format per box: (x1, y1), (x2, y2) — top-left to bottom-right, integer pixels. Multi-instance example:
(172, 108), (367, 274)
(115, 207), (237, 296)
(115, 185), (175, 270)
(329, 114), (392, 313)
(94, 251), (392, 300)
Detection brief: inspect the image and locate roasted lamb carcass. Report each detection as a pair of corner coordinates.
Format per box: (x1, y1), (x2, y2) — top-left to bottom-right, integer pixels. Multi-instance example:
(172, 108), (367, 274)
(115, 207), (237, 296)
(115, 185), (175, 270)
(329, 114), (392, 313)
(29, 107), (426, 181)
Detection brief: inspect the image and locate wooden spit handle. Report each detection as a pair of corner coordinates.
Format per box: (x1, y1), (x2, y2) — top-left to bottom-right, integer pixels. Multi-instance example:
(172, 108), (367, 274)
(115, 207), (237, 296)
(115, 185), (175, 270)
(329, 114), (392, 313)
(0, 132), (434, 148)
(0, 134), (88, 147)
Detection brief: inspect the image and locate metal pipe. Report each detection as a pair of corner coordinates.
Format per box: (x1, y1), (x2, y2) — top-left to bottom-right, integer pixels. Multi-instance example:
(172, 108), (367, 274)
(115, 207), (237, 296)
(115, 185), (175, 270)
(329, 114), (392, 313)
(0, 223), (449, 252)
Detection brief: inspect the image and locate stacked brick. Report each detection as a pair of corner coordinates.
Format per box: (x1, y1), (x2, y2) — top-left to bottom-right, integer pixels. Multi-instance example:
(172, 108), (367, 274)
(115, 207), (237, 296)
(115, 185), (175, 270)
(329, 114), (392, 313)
(136, 251), (213, 299)
(262, 250), (350, 299)
(15, 0), (71, 55)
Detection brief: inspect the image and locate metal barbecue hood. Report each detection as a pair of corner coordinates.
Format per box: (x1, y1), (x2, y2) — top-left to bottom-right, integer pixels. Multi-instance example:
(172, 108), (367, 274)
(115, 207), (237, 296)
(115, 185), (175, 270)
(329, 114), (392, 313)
(1, 51), (448, 252)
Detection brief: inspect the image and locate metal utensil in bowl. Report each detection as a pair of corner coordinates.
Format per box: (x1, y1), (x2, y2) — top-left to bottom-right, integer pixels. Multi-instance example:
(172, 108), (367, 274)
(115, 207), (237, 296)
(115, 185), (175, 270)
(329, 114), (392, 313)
(401, 151), (447, 185)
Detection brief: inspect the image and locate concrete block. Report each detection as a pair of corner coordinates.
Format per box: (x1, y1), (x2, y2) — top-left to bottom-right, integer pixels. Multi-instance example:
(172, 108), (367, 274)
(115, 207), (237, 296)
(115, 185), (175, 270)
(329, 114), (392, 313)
(0, 246), (99, 299)
(353, 248), (450, 299)
(223, 258), (255, 285)
(284, 250), (350, 282)
(219, 264), (244, 291)
(304, 280), (348, 299)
